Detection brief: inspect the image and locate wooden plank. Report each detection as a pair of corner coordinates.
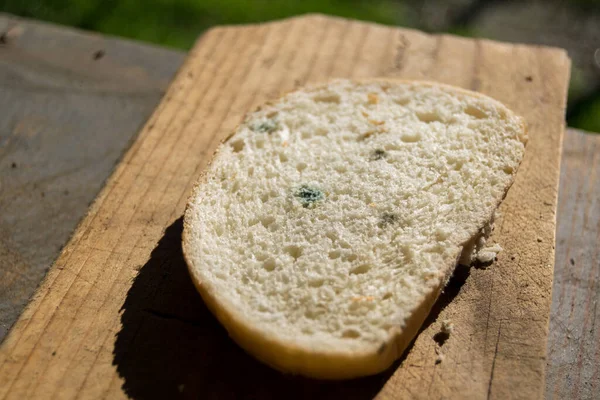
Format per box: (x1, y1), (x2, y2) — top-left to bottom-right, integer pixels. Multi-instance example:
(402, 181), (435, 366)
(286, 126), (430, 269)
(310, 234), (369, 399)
(0, 13), (185, 341)
(0, 14), (570, 399)
(546, 129), (600, 400)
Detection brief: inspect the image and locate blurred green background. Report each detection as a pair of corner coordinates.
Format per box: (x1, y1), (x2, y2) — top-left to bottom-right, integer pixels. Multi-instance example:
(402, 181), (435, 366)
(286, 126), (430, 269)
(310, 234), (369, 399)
(2, 0), (599, 132)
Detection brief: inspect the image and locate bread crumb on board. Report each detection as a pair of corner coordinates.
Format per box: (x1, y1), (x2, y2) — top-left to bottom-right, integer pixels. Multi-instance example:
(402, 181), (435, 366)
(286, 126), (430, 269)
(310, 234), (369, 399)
(434, 346), (445, 364)
(441, 320), (454, 334)
(475, 243), (503, 263)
(459, 215), (504, 266)
(435, 353), (445, 364)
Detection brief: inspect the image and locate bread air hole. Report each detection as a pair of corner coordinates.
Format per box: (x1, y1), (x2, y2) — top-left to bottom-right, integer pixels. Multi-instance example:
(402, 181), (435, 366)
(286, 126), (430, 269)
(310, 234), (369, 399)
(340, 241), (351, 250)
(296, 162), (307, 172)
(416, 111), (443, 123)
(328, 250), (341, 259)
(350, 264), (370, 275)
(258, 304), (269, 312)
(465, 105), (487, 119)
(260, 215), (275, 228)
(343, 254), (358, 262)
(315, 127), (328, 136)
(263, 258), (276, 272)
(313, 92), (341, 103)
(382, 292), (393, 300)
(325, 231), (337, 242)
(401, 133), (421, 143)
(334, 164), (347, 173)
(279, 152), (288, 163)
(215, 272), (226, 280)
(393, 97), (409, 106)
(342, 329), (361, 339)
(503, 165), (514, 174)
(230, 139), (245, 153)
(452, 160), (464, 171)
(284, 245), (302, 260)
(255, 252), (268, 261)
(308, 278), (324, 288)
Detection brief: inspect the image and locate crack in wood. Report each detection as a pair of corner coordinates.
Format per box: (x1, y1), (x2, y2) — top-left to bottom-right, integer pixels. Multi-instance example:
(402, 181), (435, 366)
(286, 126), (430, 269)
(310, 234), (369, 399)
(393, 33), (410, 71)
(471, 39), (482, 91)
(487, 323), (502, 400)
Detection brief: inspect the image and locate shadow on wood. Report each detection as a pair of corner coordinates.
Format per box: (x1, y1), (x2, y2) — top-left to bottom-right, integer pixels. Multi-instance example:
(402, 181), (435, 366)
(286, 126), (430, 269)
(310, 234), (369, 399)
(113, 217), (396, 399)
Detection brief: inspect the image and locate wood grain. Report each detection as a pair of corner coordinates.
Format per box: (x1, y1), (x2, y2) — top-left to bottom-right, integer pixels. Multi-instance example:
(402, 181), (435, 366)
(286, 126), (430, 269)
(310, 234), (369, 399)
(0, 15), (570, 399)
(0, 13), (184, 341)
(546, 129), (600, 400)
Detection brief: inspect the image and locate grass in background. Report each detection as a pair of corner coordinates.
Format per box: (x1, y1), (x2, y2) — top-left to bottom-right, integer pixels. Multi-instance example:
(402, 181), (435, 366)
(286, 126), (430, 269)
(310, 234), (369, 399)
(1, 0), (599, 132)
(570, 98), (600, 133)
(0, 0), (408, 49)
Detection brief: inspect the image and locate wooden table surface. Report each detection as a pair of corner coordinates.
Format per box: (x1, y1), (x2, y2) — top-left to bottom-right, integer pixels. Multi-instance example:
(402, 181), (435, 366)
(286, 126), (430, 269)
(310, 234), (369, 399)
(0, 13), (597, 399)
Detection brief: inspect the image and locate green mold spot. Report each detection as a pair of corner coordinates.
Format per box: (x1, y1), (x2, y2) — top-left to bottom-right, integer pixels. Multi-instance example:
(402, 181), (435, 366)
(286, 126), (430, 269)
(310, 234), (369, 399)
(294, 185), (325, 208)
(251, 119), (279, 133)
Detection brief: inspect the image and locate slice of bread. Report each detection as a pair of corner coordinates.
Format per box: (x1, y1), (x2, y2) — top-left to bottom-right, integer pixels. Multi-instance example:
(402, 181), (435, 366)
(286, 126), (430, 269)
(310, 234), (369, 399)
(182, 79), (527, 379)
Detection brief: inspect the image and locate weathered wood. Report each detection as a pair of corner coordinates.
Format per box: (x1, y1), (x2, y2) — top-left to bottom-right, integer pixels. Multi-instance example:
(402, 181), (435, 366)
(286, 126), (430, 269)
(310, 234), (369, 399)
(0, 14), (571, 399)
(0, 13), (185, 340)
(546, 128), (600, 400)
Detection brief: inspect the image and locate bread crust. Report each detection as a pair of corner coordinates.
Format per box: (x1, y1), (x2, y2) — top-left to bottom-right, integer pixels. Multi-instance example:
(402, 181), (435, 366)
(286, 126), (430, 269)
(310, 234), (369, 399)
(181, 79), (527, 379)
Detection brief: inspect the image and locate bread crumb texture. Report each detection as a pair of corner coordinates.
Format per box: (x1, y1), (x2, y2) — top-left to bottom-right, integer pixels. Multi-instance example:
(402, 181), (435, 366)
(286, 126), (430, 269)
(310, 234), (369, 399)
(184, 79), (526, 375)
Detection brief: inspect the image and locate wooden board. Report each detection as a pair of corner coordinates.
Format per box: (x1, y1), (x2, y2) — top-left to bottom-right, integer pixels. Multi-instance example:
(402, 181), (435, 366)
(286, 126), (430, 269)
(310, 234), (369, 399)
(0, 14), (570, 399)
(0, 13), (184, 340)
(546, 129), (600, 400)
